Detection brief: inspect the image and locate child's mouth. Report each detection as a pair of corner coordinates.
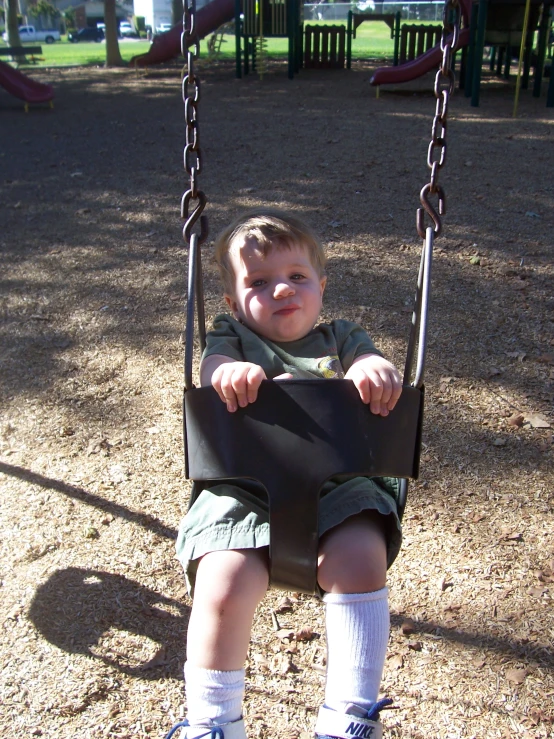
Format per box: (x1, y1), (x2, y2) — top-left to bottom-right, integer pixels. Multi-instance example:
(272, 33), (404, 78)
(274, 305), (300, 316)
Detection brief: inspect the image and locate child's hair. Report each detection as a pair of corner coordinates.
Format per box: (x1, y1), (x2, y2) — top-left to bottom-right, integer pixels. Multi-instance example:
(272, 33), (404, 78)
(214, 208), (327, 295)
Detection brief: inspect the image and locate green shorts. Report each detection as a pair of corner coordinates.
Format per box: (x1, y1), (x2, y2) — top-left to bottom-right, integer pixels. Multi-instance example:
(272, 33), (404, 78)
(176, 476), (402, 596)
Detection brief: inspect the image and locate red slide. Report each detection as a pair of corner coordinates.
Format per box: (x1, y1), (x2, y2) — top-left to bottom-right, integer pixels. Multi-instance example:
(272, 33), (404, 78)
(370, 27), (470, 86)
(0, 59), (54, 106)
(370, 0), (472, 86)
(131, 0), (235, 66)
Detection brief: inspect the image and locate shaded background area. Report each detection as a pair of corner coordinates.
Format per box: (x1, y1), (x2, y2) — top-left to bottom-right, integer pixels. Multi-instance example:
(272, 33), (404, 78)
(0, 60), (553, 738)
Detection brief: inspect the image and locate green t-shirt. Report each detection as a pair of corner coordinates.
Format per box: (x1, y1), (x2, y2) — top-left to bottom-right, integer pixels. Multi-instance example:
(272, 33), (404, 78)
(202, 315), (382, 380)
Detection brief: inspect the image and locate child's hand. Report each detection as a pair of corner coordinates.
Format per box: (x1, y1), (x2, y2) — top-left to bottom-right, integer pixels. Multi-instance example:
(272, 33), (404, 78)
(211, 361), (267, 412)
(345, 354), (402, 416)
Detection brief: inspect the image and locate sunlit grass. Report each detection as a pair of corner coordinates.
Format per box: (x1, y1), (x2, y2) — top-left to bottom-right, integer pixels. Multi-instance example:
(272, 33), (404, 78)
(0, 21), (404, 68)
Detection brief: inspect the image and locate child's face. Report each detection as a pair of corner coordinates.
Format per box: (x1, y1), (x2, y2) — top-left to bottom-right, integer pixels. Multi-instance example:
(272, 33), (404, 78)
(225, 237), (327, 343)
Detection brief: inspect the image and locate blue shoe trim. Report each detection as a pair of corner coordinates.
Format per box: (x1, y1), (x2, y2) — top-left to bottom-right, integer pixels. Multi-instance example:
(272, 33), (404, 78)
(164, 720), (224, 739)
(165, 721), (188, 739)
(366, 697), (394, 721)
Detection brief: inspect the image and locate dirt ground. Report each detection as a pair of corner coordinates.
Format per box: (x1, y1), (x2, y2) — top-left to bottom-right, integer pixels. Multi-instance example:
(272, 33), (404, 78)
(1, 56), (553, 739)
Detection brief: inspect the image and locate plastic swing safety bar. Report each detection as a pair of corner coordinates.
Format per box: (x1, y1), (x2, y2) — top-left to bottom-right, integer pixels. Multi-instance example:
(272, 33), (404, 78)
(180, 0), (460, 594)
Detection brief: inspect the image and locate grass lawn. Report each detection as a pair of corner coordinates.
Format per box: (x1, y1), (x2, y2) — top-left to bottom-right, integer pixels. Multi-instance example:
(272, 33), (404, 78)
(0, 38), (153, 68)
(218, 21), (400, 61)
(0, 21), (404, 69)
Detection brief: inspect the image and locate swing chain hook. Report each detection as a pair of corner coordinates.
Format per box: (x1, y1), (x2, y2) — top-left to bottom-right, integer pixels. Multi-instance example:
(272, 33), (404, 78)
(417, 0), (461, 239)
(182, 0), (208, 246)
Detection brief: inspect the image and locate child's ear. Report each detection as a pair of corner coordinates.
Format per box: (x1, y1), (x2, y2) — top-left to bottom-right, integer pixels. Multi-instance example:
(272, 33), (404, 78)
(320, 275), (327, 295)
(225, 294), (239, 318)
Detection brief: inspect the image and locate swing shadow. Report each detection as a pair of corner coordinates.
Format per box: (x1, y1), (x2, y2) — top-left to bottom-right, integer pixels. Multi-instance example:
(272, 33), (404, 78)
(0, 461), (177, 541)
(28, 567), (189, 680)
(27, 566), (554, 681)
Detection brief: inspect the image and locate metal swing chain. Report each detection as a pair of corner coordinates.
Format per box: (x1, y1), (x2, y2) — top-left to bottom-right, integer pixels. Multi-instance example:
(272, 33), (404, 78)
(417, 0), (461, 238)
(182, 0), (208, 389)
(404, 0), (461, 390)
(181, 0), (208, 246)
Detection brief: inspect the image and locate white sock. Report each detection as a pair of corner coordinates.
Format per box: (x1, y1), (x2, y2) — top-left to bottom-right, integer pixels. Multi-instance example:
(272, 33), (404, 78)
(184, 662), (244, 726)
(323, 588), (390, 715)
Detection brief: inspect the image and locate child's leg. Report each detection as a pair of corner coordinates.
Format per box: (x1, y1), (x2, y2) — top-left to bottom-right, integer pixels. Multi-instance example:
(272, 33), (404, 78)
(183, 548), (269, 733)
(315, 513), (390, 738)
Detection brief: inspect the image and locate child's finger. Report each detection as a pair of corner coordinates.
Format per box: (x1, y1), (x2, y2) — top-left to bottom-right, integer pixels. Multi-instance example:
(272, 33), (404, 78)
(368, 374), (384, 415)
(386, 372), (403, 410)
(377, 372), (393, 407)
(220, 370), (240, 412)
(246, 365), (266, 403)
(213, 368), (238, 412)
(231, 367), (251, 408)
(350, 368), (371, 404)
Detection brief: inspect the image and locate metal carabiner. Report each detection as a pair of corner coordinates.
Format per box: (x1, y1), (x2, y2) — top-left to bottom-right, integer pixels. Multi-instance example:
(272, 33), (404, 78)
(416, 183), (445, 239)
(181, 189), (209, 245)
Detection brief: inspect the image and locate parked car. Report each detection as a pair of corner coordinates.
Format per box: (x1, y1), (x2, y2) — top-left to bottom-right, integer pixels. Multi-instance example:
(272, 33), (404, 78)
(119, 22), (136, 37)
(68, 27), (105, 42)
(155, 23), (172, 35)
(2, 25), (60, 44)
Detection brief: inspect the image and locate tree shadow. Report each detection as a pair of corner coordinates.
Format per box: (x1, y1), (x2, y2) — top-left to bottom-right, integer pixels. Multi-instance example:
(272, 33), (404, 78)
(28, 567), (189, 679)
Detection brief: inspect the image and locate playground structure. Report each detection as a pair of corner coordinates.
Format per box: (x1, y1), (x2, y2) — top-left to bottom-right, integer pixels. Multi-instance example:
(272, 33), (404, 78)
(236, 0), (303, 78)
(304, 24), (347, 68)
(370, 0), (553, 106)
(130, 0), (553, 104)
(0, 58), (54, 110)
(465, 0), (553, 105)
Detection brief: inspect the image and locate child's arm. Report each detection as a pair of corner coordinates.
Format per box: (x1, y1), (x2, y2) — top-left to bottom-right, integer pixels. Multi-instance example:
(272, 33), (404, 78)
(344, 353), (402, 417)
(200, 354), (267, 413)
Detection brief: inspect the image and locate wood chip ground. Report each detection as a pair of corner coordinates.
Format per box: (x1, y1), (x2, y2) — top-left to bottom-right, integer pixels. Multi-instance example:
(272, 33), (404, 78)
(1, 59), (553, 739)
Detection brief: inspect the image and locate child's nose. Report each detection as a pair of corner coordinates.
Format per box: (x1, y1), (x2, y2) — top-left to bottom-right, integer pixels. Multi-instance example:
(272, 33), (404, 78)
(273, 281), (295, 298)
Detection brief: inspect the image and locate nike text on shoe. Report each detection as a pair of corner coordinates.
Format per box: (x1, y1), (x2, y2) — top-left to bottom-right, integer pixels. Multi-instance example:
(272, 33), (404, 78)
(314, 699), (394, 739)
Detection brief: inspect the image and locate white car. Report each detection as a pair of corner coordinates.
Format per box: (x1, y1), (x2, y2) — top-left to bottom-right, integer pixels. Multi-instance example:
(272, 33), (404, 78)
(155, 23), (172, 34)
(119, 21), (135, 37)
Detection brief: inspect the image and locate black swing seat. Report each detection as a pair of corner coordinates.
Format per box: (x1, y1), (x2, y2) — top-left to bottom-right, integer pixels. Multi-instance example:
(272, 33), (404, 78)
(184, 378), (424, 594)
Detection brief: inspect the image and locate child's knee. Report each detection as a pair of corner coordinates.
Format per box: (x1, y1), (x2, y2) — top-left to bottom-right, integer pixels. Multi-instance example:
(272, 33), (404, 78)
(317, 513), (388, 594)
(196, 548), (269, 607)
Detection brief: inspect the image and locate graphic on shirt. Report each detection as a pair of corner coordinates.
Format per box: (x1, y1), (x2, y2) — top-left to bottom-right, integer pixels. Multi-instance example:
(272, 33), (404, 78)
(318, 355), (344, 379)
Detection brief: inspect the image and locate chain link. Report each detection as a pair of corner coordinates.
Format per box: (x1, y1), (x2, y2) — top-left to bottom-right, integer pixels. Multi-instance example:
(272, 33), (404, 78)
(417, 0), (461, 238)
(181, 0), (208, 244)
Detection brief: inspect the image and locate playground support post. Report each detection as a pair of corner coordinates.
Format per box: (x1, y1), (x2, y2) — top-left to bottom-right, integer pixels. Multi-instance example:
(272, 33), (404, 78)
(471, 0), (489, 106)
(393, 11), (401, 64)
(347, 10), (353, 68)
(548, 63), (554, 105)
(513, 0), (532, 116)
(287, 0), (294, 79)
(235, 0), (242, 78)
(532, 1), (551, 97)
(464, 1), (478, 97)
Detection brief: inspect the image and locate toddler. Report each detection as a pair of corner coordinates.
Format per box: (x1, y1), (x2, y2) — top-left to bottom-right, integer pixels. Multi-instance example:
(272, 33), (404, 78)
(170, 208), (403, 739)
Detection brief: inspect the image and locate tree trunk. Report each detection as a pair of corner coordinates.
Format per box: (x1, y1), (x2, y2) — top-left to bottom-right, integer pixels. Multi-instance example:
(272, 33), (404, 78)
(172, 0), (184, 28)
(6, 0), (22, 47)
(104, 0), (124, 67)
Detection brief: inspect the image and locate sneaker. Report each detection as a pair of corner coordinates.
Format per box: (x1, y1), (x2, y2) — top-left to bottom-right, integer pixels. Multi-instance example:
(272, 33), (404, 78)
(314, 699), (393, 739)
(164, 718), (247, 739)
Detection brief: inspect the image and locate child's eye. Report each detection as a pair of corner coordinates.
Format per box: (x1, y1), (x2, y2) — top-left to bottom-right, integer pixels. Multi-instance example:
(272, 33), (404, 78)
(290, 274), (306, 281)
(250, 279), (266, 288)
